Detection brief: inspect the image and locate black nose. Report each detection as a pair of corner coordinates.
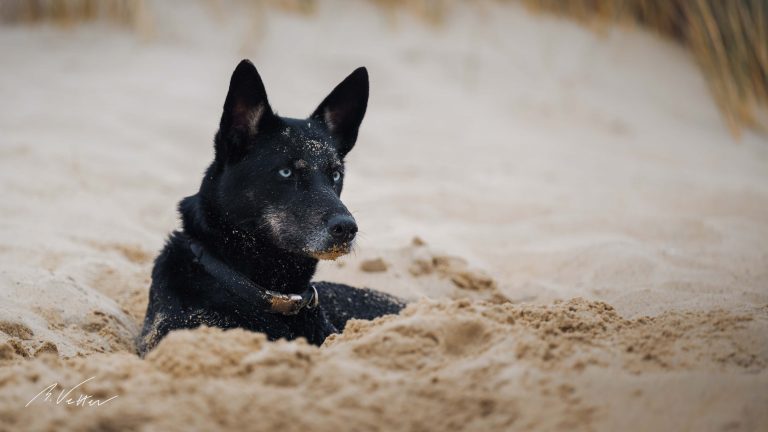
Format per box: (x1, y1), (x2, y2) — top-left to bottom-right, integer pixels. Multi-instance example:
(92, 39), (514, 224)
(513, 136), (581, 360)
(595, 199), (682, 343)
(327, 215), (357, 242)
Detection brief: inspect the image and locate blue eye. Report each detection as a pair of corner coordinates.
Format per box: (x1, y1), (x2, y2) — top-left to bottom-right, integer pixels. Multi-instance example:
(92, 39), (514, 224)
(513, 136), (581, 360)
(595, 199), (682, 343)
(332, 171), (341, 182)
(278, 168), (292, 178)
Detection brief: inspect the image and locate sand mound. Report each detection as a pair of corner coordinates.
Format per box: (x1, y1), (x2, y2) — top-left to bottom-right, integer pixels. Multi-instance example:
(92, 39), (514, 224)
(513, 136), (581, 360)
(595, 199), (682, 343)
(1, 299), (765, 431)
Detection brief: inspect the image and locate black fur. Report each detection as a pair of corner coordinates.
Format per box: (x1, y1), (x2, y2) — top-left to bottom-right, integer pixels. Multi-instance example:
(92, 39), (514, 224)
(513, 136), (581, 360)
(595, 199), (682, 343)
(138, 60), (405, 356)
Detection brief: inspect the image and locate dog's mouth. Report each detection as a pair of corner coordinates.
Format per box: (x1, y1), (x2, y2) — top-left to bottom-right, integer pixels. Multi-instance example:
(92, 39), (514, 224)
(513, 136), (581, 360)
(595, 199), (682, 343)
(307, 243), (352, 261)
(254, 210), (356, 260)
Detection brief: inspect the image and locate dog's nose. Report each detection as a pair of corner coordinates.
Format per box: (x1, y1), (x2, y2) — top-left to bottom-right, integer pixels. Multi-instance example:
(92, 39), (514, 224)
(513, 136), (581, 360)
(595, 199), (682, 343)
(327, 215), (357, 242)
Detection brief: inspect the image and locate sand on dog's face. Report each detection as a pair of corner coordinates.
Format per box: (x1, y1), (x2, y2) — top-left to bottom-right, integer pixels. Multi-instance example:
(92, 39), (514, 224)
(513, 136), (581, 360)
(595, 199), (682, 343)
(1, 299), (766, 431)
(310, 246), (351, 261)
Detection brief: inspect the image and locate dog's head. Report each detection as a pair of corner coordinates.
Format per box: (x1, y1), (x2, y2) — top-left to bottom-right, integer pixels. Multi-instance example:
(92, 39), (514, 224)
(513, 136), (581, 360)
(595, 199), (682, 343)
(207, 60), (368, 260)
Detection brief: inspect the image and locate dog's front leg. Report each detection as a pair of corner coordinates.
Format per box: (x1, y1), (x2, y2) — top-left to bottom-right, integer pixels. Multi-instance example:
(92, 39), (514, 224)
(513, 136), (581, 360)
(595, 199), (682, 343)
(297, 307), (338, 346)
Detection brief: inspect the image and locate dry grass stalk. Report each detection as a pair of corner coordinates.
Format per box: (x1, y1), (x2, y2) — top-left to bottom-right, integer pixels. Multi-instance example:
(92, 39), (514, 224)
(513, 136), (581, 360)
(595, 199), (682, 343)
(0, 0), (142, 27)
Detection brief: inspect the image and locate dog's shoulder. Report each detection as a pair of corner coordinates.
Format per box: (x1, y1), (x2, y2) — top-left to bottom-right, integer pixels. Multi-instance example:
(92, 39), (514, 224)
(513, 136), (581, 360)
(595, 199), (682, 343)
(140, 229), (256, 355)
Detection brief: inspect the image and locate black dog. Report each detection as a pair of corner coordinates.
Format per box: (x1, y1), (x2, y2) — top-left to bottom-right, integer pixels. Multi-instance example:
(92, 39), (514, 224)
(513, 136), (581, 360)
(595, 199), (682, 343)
(138, 60), (405, 356)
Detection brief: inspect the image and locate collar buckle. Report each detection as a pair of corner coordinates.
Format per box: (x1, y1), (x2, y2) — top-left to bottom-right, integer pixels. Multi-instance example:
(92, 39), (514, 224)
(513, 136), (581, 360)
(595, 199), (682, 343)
(267, 284), (320, 315)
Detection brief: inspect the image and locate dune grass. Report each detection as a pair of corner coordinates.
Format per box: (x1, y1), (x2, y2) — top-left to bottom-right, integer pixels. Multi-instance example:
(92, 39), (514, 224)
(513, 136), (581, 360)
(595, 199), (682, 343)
(1, 0), (766, 135)
(0, 0), (143, 27)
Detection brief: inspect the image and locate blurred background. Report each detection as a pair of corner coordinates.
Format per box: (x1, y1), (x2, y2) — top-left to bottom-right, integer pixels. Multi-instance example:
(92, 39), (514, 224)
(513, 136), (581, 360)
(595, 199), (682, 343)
(3, 0), (767, 132)
(1, 4), (767, 429)
(0, 0), (767, 357)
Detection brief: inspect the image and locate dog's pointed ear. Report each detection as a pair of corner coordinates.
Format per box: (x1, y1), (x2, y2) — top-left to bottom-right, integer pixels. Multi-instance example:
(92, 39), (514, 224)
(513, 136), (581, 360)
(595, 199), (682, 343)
(216, 60), (276, 162)
(310, 67), (369, 157)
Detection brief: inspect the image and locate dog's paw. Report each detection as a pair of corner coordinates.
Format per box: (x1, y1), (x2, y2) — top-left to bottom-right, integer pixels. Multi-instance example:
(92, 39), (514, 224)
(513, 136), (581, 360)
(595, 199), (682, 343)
(301, 308), (338, 345)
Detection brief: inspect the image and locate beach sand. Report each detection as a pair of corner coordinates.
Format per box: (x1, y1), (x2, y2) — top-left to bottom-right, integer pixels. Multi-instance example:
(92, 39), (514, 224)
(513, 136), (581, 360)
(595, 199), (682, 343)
(0, 1), (766, 430)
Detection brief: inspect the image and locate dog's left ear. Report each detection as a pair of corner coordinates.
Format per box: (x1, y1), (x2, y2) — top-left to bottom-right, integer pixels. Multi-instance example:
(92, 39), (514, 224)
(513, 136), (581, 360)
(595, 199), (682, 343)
(216, 60), (278, 163)
(310, 67), (369, 157)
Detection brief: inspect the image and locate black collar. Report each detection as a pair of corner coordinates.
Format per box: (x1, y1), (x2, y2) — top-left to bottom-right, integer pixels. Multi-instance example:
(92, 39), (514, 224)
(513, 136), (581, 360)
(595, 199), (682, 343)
(188, 239), (319, 315)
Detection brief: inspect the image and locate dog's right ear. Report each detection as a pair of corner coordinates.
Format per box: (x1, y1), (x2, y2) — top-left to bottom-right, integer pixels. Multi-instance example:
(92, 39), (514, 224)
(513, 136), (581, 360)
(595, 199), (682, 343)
(215, 60), (277, 162)
(310, 67), (369, 158)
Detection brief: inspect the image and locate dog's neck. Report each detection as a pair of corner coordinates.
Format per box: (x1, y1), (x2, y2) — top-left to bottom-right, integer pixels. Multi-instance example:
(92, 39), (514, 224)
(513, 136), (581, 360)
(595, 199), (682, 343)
(178, 194), (318, 295)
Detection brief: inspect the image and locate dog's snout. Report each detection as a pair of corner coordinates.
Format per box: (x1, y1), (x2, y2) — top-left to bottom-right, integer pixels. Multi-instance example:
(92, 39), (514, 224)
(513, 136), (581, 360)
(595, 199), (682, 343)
(327, 215), (357, 242)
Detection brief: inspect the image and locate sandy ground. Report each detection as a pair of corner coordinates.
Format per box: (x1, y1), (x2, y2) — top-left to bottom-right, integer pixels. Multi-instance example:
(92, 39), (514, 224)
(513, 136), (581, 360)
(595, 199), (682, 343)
(0, 1), (767, 430)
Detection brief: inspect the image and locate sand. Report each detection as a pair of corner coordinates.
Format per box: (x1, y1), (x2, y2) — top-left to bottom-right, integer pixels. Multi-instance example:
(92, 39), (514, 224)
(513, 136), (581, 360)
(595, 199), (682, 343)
(0, 1), (767, 430)
(1, 299), (766, 431)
